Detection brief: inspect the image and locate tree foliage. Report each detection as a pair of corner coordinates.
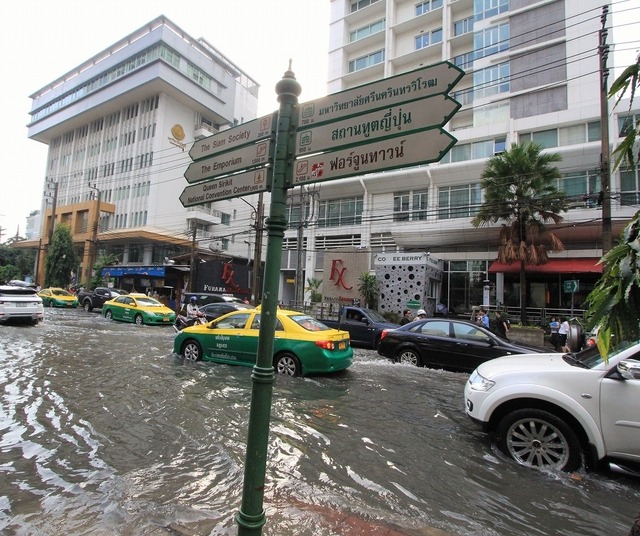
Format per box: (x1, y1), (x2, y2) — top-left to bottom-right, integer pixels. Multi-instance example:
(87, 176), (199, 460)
(304, 277), (322, 303)
(0, 243), (35, 284)
(471, 142), (568, 323)
(44, 224), (78, 288)
(585, 211), (640, 358)
(608, 56), (640, 169)
(358, 272), (378, 310)
(90, 254), (120, 289)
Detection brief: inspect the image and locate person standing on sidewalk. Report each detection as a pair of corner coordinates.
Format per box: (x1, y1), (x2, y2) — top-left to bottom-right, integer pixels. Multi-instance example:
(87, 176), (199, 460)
(558, 317), (570, 350)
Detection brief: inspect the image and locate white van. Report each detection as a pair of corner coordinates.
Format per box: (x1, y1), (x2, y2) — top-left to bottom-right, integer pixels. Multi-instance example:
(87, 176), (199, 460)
(0, 285), (44, 324)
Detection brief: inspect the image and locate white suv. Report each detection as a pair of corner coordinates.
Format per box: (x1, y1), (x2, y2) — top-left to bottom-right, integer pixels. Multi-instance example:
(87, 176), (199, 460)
(464, 342), (640, 472)
(0, 285), (44, 325)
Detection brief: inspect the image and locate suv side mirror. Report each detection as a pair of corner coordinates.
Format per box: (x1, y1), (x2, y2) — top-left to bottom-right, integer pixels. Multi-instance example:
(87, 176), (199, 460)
(618, 359), (640, 380)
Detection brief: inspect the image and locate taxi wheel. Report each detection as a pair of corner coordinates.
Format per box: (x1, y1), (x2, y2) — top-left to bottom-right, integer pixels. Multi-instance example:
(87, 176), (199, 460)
(182, 340), (202, 362)
(104, 310), (113, 320)
(274, 352), (301, 376)
(134, 314), (144, 325)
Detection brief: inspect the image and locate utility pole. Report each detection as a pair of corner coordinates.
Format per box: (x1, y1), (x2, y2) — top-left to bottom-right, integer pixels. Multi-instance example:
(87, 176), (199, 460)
(189, 222), (197, 292)
(252, 193), (264, 305)
(46, 180), (59, 248)
(599, 5), (612, 253)
(86, 185), (101, 288)
(293, 185), (318, 307)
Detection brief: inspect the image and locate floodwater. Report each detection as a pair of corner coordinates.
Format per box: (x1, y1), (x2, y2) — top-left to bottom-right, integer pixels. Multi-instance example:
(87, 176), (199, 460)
(0, 308), (638, 535)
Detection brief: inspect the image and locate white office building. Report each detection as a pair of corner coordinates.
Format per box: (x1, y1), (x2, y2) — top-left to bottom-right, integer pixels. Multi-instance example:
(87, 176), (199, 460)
(279, 0), (639, 315)
(24, 16), (264, 295)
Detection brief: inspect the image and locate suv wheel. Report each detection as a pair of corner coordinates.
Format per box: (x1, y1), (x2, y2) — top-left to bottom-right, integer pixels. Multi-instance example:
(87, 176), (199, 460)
(496, 409), (582, 472)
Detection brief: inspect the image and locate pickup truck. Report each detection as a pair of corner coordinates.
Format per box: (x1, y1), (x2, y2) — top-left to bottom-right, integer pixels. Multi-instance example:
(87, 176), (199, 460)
(317, 306), (399, 349)
(78, 287), (128, 312)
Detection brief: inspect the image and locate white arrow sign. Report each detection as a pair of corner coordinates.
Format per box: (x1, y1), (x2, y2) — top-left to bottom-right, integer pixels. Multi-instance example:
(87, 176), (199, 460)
(291, 128), (456, 186)
(184, 140), (271, 184)
(189, 113), (275, 161)
(296, 94), (460, 156)
(179, 168), (269, 207)
(297, 61), (464, 128)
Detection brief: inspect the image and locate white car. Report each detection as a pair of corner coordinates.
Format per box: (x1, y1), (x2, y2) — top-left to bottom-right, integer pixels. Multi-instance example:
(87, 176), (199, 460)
(464, 342), (640, 472)
(0, 285), (44, 325)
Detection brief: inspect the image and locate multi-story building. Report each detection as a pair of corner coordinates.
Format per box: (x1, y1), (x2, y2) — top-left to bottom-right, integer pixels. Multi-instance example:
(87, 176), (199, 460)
(19, 16), (264, 302)
(279, 0), (639, 316)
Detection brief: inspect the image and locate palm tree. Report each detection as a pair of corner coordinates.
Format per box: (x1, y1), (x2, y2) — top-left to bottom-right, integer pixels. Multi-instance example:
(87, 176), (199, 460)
(358, 272), (379, 310)
(304, 277), (322, 303)
(471, 142), (568, 324)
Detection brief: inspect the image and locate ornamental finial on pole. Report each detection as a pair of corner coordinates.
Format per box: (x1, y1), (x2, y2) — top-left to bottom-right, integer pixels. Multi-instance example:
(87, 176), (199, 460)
(276, 61), (301, 102)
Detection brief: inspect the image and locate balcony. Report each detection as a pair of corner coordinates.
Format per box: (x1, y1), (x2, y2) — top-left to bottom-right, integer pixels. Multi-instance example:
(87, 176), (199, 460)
(186, 206), (221, 226)
(194, 122), (217, 141)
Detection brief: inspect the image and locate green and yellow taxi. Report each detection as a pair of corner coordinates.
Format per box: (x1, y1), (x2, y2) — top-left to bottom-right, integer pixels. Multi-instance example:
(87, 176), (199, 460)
(102, 293), (176, 325)
(38, 287), (79, 308)
(173, 307), (352, 376)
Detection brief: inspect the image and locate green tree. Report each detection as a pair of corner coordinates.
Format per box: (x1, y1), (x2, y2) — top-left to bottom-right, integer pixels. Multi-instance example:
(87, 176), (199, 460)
(0, 243), (35, 283)
(471, 142), (568, 324)
(90, 254), (120, 289)
(358, 272), (378, 310)
(304, 277), (322, 303)
(44, 224), (78, 288)
(608, 56), (639, 168)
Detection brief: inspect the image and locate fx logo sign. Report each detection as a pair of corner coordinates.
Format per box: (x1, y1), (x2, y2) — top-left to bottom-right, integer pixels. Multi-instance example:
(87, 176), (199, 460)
(329, 259), (352, 291)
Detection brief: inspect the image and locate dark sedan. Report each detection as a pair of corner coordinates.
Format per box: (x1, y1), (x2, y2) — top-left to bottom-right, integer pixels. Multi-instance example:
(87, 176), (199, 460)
(198, 302), (252, 321)
(377, 318), (542, 372)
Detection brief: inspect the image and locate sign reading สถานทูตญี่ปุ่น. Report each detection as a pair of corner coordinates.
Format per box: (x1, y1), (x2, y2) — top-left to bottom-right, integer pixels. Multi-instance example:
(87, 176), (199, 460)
(179, 60), (464, 206)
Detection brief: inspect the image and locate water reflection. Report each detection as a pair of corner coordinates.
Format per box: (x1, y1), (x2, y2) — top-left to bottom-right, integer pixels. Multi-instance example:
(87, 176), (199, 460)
(0, 308), (637, 535)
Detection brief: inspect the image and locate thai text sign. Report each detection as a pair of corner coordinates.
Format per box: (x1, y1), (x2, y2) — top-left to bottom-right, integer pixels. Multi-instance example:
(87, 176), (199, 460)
(297, 61), (464, 127)
(179, 168), (269, 207)
(292, 129), (456, 186)
(296, 94), (460, 155)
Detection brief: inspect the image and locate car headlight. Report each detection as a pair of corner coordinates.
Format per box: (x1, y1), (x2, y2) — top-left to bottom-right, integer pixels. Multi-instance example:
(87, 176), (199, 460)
(468, 370), (495, 392)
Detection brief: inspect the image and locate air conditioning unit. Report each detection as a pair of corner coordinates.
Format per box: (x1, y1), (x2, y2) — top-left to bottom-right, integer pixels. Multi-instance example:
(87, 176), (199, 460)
(209, 240), (223, 252)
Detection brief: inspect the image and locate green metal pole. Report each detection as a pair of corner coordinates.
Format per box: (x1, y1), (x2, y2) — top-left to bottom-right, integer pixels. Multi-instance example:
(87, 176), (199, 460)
(236, 64), (300, 535)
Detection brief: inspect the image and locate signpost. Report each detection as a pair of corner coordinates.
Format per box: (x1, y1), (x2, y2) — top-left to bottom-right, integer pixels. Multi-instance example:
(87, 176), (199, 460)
(189, 113), (275, 161)
(297, 61), (464, 127)
(292, 128), (456, 186)
(180, 61), (463, 535)
(179, 168), (269, 207)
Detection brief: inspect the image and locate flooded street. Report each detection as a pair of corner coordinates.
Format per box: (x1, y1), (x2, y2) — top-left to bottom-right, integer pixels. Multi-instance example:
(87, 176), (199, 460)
(1, 308), (639, 535)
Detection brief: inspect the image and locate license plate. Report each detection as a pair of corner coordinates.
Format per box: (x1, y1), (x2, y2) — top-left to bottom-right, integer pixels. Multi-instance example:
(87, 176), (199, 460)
(339, 342), (345, 350)
(16, 303), (27, 307)
(163, 318), (170, 322)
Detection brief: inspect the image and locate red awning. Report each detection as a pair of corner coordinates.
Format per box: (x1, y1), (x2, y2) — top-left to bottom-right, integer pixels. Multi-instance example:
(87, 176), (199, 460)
(488, 258), (603, 274)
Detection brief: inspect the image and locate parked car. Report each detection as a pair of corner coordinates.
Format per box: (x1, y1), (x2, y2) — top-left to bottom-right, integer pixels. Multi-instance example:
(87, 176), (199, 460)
(377, 318), (542, 372)
(102, 294), (176, 325)
(0, 285), (44, 325)
(182, 292), (244, 307)
(464, 342), (640, 472)
(38, 287), (79, 308)
(173, 308), (353, 376)
(198, 302), (252, 321)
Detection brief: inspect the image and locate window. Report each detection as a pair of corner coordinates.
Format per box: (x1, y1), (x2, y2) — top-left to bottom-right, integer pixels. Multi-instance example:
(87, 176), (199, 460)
(618, 114), (638, 137)
(318, 197), (363, 227)
(473, 62), (510, 99)
(620, 167), (640, 206)
(220, 212), (231, 225)
(454, 51), (474, 69)
(474, 23), (509, 59)
(416, 0), (443, 16)
(474, 0), (509, 21)
(129, 244), (143, 263)
(350, 19), (385, 42)
(587, 121), (601, 142)
(351, 0), (380, 13)
(560, 170), (600, 205)
(454, 16), (475, 36)
(349, 49), (385, 73)
(438, 183), (481, 219)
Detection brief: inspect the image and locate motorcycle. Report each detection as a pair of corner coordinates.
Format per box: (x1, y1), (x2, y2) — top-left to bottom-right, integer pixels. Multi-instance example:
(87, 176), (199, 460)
(174, 312), (207, 332)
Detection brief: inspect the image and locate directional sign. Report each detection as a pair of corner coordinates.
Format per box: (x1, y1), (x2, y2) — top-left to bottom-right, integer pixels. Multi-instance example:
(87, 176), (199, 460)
(296, 94), (460, 156)
(291, 128), (456, 186)
(563, 280), (579, 293)
(180, 168), (269, 207)
(184, 140), (271, 184)
(297, 61), (464, 128)
(189, 113), (275, 161)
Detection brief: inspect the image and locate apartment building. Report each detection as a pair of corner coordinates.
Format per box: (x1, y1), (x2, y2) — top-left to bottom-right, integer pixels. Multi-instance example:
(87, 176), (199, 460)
(279, 0), (639, 314)
(20, 16), (263, 299)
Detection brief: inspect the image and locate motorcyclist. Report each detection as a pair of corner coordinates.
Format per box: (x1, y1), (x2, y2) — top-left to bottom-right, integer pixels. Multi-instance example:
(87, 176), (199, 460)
(186, 296), (203, 322)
